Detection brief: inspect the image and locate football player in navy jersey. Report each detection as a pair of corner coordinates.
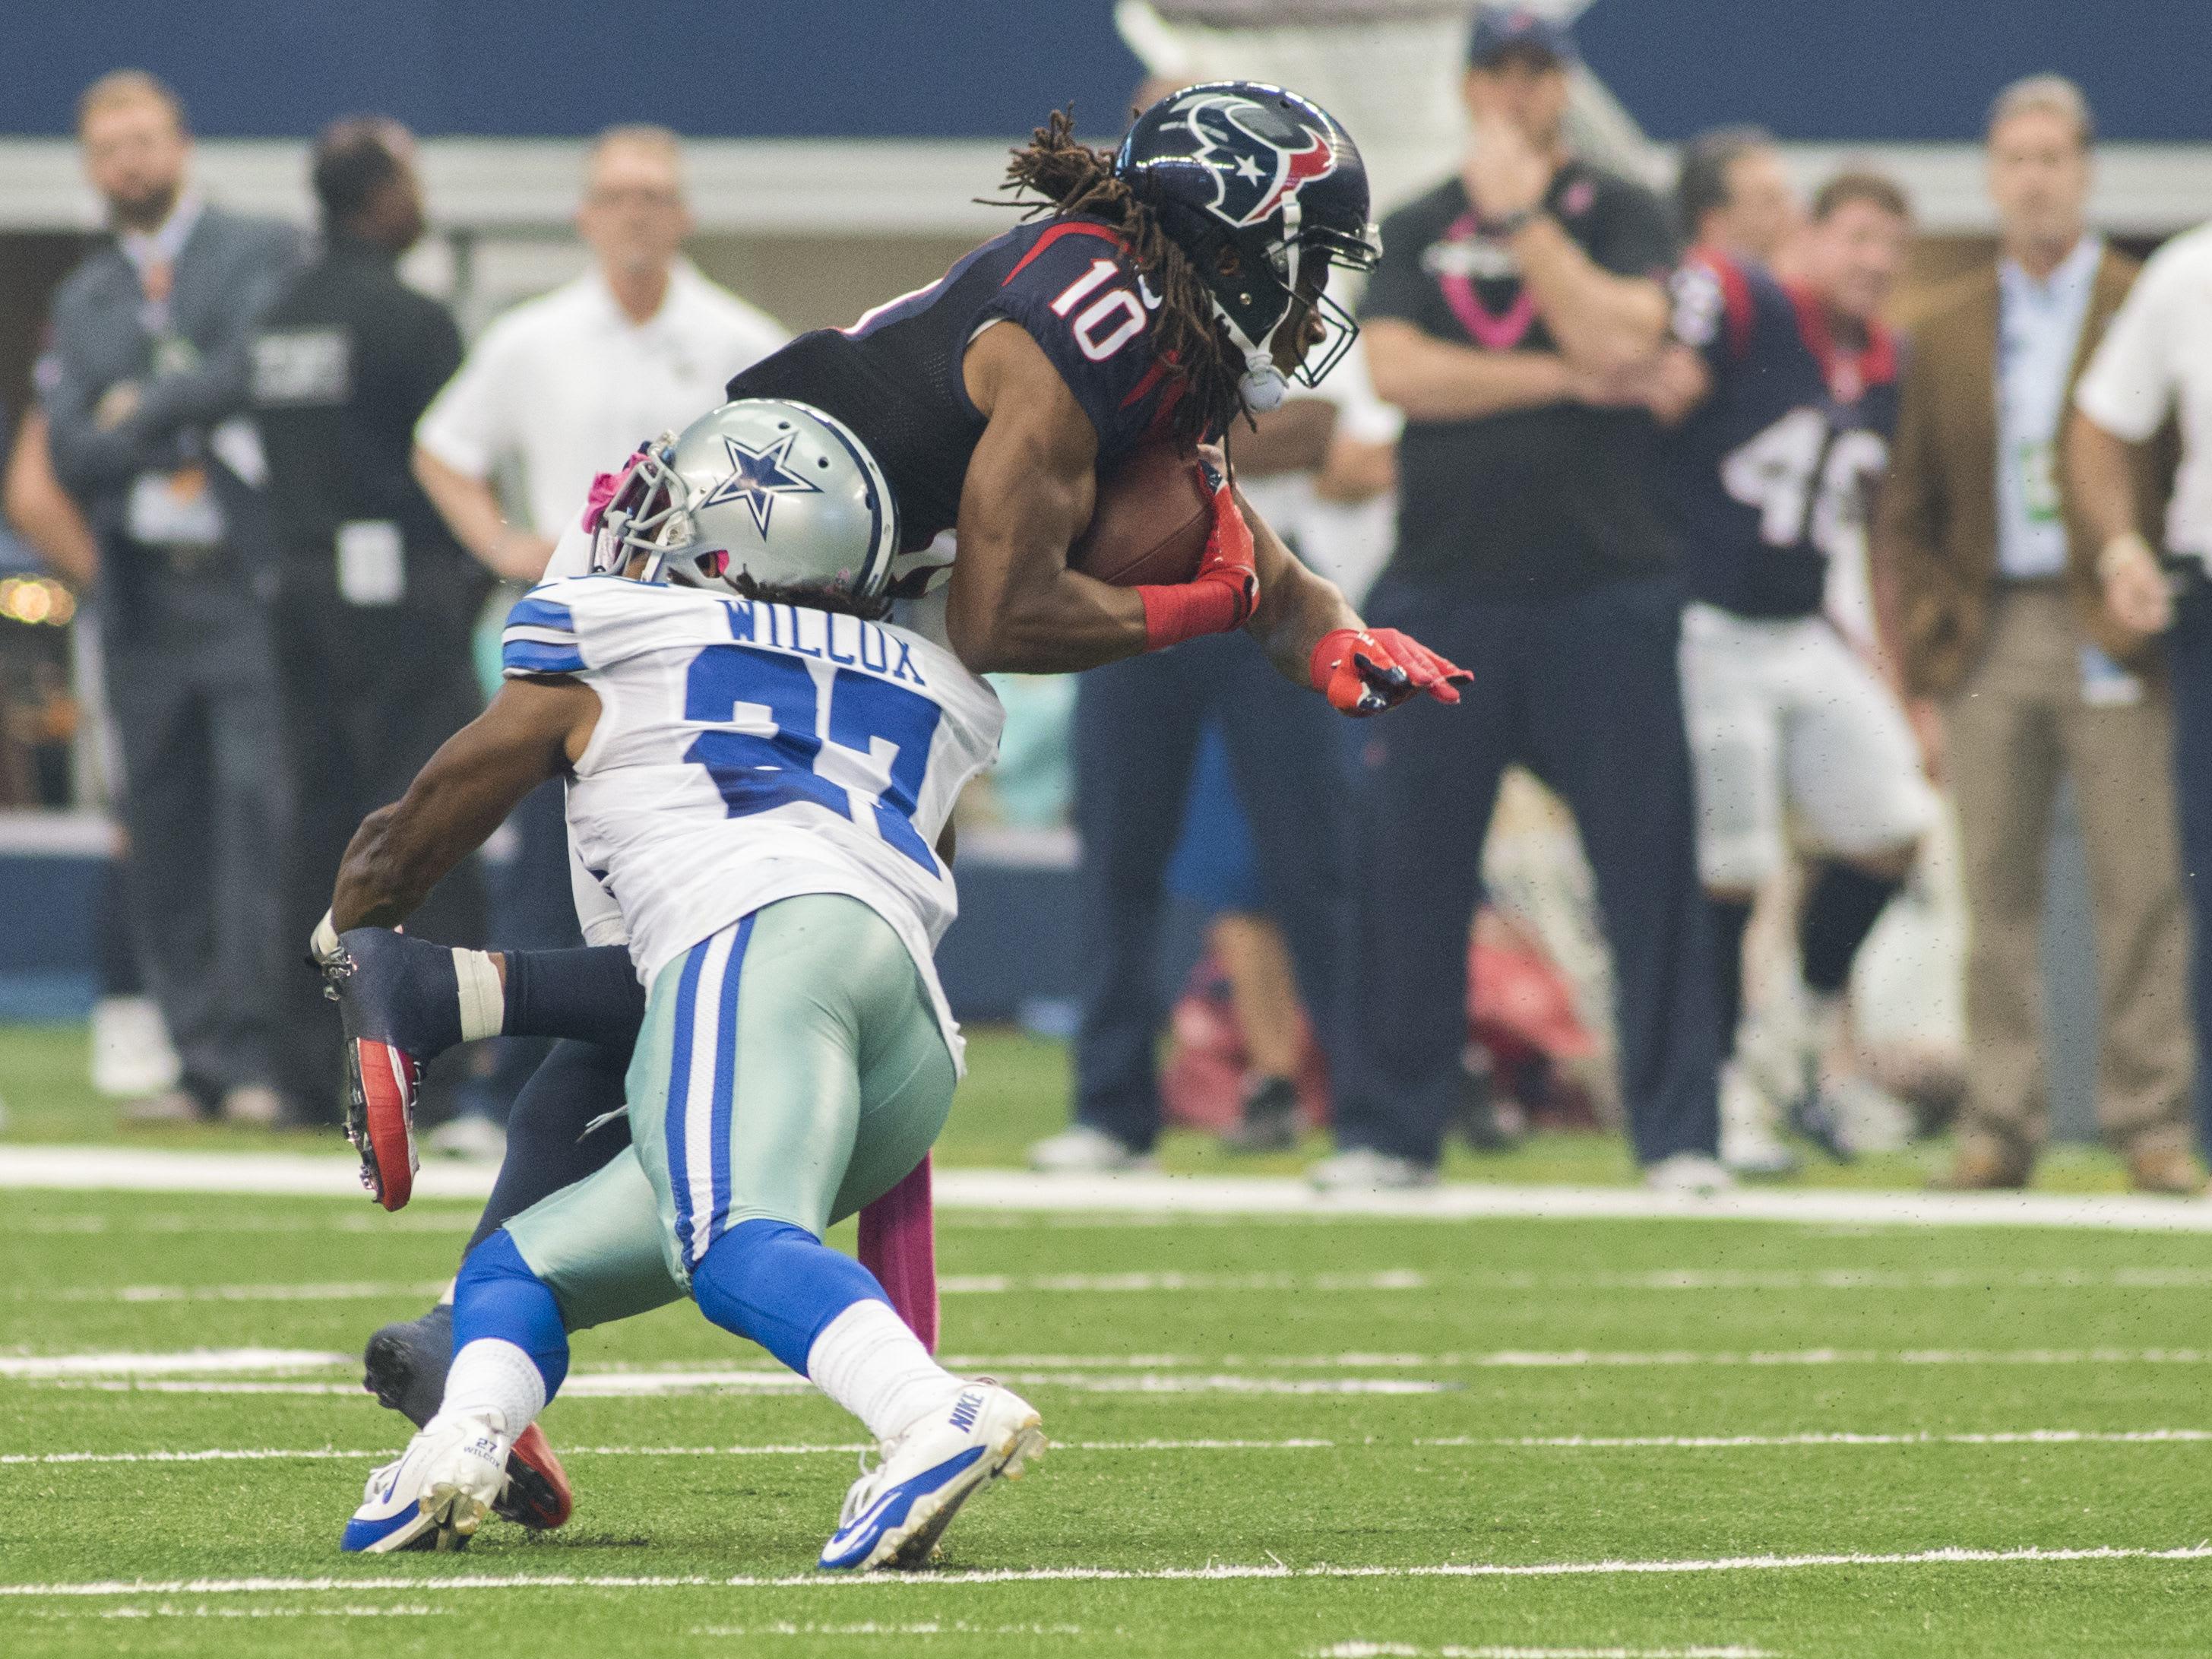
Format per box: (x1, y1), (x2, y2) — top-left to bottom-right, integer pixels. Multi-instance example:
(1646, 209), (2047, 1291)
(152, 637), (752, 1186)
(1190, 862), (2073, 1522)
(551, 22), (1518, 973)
(1660, 169), (1938, 1174)
(314, 82), (1469, 1528)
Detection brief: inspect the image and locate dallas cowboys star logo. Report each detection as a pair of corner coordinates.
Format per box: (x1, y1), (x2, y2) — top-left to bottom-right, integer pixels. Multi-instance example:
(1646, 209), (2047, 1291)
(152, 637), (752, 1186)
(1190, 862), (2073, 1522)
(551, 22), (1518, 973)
(698, 431), (821, 537)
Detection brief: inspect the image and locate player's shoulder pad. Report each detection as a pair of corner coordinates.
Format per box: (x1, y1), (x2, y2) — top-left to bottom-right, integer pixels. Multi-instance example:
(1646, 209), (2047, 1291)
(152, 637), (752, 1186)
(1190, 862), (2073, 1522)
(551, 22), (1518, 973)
(501, 575), (683, 679)
(1669, 248), (1758, 359)
(992, 217), (1166, 450)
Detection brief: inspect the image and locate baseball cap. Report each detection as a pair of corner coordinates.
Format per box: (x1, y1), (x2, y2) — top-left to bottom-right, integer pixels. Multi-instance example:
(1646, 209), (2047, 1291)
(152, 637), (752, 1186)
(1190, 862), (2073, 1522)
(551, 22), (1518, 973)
(1466, 5), (1581, 70)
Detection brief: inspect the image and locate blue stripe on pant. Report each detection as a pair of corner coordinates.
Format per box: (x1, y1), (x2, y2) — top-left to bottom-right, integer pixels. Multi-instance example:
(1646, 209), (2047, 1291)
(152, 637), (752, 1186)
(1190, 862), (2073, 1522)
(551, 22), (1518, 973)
(1333, 571), (1721, 1167)
(663, 915), (758, 1273)
(2163, 581), (2212, 1153)
(1071, 628), (1351, 1152)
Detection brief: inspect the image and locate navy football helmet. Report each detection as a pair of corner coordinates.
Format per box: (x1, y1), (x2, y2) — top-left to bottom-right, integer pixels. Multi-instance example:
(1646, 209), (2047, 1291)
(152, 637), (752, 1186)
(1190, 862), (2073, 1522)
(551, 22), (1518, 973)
(1115, 81), (1381, 409)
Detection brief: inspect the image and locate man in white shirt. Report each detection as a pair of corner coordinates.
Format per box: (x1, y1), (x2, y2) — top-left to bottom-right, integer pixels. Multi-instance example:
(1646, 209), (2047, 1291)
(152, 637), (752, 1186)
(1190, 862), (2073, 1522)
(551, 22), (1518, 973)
(407, 122), (787, 1151)
(413, 125), (787, 581)
(2070, 207), (2212, 1165)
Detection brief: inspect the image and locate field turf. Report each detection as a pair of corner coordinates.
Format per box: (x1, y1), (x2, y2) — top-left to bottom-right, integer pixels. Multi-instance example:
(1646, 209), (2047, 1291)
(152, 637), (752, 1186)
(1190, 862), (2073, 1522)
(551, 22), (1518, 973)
(5, 1167), (2212, 1657)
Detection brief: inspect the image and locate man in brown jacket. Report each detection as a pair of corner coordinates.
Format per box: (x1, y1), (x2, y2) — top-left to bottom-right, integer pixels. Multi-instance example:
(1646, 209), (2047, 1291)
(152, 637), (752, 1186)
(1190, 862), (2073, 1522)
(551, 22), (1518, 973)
(1879, 75), (2197, 1193)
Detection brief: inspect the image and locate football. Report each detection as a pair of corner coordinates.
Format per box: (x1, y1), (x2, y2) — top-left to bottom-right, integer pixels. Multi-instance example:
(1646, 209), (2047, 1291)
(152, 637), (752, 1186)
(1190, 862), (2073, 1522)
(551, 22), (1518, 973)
(1068, 438), (1217, 587)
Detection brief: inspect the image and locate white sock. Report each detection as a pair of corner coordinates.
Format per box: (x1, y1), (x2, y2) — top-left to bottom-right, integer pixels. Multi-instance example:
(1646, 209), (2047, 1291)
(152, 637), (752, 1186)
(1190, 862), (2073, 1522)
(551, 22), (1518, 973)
(805, 1300), (964, 1443)
(454, 950), (505, 1043)
(436, 1337), (546, 1438)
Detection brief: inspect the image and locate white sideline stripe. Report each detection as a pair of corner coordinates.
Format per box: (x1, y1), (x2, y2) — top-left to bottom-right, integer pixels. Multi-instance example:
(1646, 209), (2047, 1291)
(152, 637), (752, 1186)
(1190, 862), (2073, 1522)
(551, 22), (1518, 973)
(1315, 1647), (1774, 1658)
(9, 1429), (2208, 1468)
(17, 1372), (1454, 1398)
(7, 1543), (2210, 1597)
(0, 1437), (1340, 1467)
(11, 1145), (2212, 1233)
(26, 1264), (2212, 1304)
(18, 1281), (446, 1305)
(0, 1349), (347, 1379)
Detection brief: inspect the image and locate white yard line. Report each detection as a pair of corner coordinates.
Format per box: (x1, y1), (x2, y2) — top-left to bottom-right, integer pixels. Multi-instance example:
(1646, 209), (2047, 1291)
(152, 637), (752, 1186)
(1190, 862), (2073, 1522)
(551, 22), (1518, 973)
(1315, 1647), (1774, 1658)
(9, 1146), (2212, 1232)
(0, 1349), (347, 1379)
(17, 1281), (447, 1305)
(5, 1543), (2209, 1598)
(7, 1429), (2206, 1469)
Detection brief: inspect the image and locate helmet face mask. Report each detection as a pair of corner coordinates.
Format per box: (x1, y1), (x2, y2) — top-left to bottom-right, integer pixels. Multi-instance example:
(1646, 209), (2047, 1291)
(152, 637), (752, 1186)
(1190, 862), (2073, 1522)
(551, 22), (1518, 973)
(1116, 82), (1381, 408)
(589, 399), (900, 616)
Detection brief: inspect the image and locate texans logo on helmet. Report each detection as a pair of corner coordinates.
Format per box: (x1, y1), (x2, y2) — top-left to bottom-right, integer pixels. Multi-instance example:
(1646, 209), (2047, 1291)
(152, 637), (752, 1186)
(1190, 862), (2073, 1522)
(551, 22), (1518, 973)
(1171, 92), (1337, 230)
(698, 431), (821, 538)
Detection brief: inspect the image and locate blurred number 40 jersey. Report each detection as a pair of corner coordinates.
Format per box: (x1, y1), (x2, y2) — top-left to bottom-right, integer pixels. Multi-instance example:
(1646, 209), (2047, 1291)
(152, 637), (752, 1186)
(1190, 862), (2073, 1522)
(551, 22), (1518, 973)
(1666, 250), (1900, 621)
(502, 576), (1005, 1065)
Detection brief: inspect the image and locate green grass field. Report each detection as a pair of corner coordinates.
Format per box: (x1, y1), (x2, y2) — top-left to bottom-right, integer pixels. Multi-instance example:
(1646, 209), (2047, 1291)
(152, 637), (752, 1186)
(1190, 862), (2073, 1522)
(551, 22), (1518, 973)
(5, 1164), (2212, 1657)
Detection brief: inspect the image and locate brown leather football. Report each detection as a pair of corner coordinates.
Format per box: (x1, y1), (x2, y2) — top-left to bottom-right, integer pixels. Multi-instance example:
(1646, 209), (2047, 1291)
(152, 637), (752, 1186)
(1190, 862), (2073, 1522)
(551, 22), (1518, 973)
(1068, 439), (1214, 587)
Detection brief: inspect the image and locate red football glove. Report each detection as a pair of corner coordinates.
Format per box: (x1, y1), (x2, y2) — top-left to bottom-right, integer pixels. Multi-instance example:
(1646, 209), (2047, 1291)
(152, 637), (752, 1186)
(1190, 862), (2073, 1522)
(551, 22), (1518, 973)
(1137, 458), (1260, 651)
(1310, 626), (1472, 717)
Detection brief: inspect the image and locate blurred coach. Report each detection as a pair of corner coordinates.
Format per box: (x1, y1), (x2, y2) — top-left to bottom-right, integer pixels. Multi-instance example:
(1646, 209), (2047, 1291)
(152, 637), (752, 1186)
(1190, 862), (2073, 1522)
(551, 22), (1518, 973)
(252, 119), (491, 1125)
(1881, 76), (2197, 1192)
(40, 71), (301, 1124)
(1327, 7), (1722, 1190)
(412, 125), (786, 958)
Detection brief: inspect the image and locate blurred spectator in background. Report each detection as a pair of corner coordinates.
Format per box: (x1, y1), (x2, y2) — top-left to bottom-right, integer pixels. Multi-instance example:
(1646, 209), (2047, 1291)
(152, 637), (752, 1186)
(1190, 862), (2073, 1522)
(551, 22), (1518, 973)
(1674, 126), (1804, 267)
(1031, 371), (1359, 1172)
(1332, 5), (1723, 1192)
(4, 404), (182, 1101)
(252, 117), (490, 1126)
(39, 70), (301, 1124)
(2069, 161), (2212, 1172)
(409, 124), (786, 1151)
(1882, 75), (2198, 1192)
(1661, 169), (1936, 1177)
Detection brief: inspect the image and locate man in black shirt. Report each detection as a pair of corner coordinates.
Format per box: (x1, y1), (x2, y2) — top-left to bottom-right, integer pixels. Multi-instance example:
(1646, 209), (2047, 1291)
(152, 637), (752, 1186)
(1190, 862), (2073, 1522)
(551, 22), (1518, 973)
(253, 119), (489, 1124)
(1319, 6), (1724, 1190)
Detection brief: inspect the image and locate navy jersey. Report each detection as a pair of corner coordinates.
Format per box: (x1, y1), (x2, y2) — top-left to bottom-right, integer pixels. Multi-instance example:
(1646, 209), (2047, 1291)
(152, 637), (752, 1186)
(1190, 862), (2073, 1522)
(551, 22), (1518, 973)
(1663, 249), (1900, 619)
(728, 216), (1184, 555)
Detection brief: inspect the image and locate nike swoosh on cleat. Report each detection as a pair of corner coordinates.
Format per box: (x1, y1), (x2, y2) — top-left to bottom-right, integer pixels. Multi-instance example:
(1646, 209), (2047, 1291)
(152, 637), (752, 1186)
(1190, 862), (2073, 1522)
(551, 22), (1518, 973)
(821, 1445), (988, 1563)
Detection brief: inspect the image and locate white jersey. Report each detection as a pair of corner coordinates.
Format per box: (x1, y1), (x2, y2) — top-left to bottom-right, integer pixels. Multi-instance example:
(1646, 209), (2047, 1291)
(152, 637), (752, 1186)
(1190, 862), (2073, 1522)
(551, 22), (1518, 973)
(501, 575), (1004, 1066)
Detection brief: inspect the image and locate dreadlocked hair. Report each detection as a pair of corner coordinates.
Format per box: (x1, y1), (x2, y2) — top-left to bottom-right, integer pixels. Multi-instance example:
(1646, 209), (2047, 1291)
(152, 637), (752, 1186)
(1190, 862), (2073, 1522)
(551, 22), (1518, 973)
(997, 110), (1247, 446)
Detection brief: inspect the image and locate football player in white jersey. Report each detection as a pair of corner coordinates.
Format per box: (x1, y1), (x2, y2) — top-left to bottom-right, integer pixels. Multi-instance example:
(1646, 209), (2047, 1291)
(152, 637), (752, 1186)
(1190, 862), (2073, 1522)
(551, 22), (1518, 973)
(334, 400), (1042, 1569)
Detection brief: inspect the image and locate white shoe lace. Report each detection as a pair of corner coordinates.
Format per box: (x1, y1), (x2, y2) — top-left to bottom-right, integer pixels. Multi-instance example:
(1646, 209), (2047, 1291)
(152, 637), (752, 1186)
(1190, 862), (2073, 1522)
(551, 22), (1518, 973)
(837, 1443), (888, 1528)
(361, 1454), (405, 1505)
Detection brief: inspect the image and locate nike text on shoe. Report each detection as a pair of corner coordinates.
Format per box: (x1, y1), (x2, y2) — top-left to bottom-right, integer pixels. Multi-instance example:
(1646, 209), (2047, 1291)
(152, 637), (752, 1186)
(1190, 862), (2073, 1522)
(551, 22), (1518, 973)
(818, 1382), (1046, 1572)
(339, 1414), (513, 1554)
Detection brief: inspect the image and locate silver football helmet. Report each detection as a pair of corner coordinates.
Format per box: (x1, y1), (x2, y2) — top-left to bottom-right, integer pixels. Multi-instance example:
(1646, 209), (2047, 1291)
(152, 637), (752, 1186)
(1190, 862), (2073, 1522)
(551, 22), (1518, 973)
(589, 398), (898, 611)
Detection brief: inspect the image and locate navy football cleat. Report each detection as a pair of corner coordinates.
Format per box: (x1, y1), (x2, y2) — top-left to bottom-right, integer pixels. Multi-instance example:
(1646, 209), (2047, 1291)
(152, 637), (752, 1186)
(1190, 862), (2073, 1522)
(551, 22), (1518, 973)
(322, 929), (476, 1210)
(819, 1382), (1045, 1571)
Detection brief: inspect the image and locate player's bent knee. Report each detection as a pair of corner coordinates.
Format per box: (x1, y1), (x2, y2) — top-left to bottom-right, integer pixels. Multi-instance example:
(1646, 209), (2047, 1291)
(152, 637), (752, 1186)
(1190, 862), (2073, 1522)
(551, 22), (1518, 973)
(691, 1217), (889, 1374)
(453, 1229), (572, 1396)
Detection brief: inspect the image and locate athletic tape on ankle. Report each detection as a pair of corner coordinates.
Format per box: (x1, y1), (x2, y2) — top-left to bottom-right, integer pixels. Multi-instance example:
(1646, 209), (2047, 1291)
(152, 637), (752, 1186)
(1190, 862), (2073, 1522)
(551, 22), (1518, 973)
(454, 950), (505, 1044)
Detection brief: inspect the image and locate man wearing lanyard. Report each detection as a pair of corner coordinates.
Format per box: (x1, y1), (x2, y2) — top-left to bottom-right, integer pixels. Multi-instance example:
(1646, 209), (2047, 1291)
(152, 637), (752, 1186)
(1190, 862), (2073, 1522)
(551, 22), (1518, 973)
(39, 71), (302, 1125)
(1883, 76), (2196, 1191)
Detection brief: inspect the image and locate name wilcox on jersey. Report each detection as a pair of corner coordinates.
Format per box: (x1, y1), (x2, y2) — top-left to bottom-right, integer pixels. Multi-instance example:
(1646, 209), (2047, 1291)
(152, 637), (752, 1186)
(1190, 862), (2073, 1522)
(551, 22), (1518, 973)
(1665, 249), (1900, 620)
(501, 575), (1003, 1063)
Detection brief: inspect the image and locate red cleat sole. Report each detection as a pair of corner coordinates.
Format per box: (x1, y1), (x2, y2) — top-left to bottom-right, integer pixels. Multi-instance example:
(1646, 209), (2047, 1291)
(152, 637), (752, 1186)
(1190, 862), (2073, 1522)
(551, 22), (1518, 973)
(348, 1037), (420, 1211)
(500, 1425), (574, 1529)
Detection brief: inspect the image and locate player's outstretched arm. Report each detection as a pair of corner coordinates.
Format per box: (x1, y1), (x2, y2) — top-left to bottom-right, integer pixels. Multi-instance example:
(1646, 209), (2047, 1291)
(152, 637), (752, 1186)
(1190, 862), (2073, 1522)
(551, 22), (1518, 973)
(331, 679), (600, 932)
(1240, 495), (1471, 717)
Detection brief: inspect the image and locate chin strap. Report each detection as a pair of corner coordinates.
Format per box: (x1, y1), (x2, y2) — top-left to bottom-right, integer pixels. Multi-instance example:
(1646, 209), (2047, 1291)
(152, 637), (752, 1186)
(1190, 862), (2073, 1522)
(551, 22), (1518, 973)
(1218, 200), (1306, 413)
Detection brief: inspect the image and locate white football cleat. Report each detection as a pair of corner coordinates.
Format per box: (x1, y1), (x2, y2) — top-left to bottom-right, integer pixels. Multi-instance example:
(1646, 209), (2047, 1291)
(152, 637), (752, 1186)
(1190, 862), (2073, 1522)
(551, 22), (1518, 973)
(1719, 1062), (1799, 1179)
(1644, 1151), (1737, 1196)
(818, 1382), (1046, 1571)
(1027, 1124), (1153, 1173)
(340, 1413), (513, 1554)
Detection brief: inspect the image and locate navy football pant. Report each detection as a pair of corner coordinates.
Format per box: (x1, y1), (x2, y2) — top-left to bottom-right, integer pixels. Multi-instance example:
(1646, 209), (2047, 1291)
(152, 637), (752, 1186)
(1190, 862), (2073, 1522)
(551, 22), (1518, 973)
(462, 1037), (634, 1257)
(1334, 572), (1720, 1167)
(2162, 579), (2212, 1154)
(1071, 628), (1350, 1152)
